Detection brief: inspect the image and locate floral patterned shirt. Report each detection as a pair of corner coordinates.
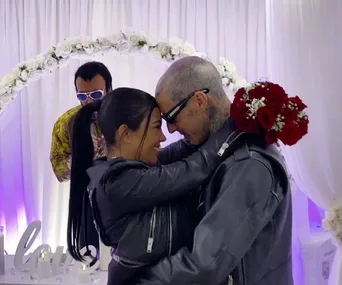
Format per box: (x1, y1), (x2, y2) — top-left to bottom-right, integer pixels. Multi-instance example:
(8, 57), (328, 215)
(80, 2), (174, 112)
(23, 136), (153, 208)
(50, 105), (106, 182)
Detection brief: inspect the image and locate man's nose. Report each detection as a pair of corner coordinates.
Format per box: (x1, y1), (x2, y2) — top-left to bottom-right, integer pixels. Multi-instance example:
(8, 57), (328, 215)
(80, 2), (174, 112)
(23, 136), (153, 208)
(85, 97), (94, 105)
(167, 123), (177, 133)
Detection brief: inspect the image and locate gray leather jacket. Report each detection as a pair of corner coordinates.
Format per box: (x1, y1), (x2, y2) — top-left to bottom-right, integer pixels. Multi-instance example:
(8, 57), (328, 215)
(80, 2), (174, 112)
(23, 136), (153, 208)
(137, 120), (293, 285)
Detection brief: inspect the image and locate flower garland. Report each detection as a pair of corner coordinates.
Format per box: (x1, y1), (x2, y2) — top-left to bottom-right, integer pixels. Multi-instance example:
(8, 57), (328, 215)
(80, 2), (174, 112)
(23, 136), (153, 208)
(0, 30), (248, 116)
(231, 81), (309, 146)
(322, 197), (342, 246)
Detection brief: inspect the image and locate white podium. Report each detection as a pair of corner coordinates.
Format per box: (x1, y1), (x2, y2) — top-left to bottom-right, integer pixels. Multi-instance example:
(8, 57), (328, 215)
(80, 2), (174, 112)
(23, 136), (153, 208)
(301, 225), (337, 285)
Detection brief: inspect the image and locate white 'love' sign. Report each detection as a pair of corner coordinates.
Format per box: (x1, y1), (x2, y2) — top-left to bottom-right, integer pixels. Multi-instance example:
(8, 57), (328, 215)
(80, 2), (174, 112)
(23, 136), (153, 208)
(13, 220), (100, 275)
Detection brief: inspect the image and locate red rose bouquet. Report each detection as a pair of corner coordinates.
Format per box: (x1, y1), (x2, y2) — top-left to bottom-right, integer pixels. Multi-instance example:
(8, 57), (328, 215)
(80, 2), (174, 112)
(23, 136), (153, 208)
(231, 81), (309, 146)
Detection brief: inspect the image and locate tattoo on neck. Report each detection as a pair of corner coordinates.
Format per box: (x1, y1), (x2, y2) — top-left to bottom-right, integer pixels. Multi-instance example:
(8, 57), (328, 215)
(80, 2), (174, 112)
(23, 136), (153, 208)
(207, 104), (230, 133)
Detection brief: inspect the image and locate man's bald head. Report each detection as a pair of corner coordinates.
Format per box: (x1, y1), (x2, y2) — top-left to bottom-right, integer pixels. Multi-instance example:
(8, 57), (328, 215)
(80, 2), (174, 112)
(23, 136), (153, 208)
(155, 56), (230, 145)
(156, 56), (227, 102)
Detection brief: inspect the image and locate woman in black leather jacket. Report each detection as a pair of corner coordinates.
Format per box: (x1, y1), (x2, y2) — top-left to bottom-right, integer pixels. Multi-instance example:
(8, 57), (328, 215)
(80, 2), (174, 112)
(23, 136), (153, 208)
(67, 87), (231, 284)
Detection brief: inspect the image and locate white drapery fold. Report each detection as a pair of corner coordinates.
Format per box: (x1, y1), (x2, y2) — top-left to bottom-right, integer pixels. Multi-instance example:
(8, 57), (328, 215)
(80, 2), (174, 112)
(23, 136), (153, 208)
(0, 0), (267, 253)
(266, 0), (342, 283)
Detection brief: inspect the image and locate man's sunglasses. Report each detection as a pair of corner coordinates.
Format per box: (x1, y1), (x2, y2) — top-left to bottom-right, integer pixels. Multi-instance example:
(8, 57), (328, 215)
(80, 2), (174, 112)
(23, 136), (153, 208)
(76, 90), (104, 102)
(162, 88), (209, 124)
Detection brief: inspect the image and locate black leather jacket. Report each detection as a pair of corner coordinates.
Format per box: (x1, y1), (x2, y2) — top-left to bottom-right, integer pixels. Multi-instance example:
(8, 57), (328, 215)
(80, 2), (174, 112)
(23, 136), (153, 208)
(136, 120), (293, 285)
(86, 120), (234, 284)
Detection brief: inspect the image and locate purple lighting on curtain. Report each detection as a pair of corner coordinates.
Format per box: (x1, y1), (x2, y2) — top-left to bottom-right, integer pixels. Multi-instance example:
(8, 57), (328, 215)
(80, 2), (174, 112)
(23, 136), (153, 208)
(0, 96), (37, 253)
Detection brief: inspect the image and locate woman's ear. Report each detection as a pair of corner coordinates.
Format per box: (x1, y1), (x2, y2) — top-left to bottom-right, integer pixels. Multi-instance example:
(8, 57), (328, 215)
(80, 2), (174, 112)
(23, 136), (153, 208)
(118, 124), (131, 144)
(195, 91), (209, 109)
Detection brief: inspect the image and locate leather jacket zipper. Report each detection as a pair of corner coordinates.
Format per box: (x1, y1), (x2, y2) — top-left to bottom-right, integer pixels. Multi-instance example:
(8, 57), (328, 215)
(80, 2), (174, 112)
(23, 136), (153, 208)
(147, 207), (157, 253)
(168, 205), (173, 255)
(217, 131), (244, 156)
(241, 258), (246, 285)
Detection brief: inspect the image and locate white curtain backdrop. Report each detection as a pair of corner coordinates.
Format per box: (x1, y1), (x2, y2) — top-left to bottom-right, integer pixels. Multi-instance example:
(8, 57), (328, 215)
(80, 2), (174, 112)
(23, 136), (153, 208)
(266, 0), (342, 284)
(0, 0), (267, 254)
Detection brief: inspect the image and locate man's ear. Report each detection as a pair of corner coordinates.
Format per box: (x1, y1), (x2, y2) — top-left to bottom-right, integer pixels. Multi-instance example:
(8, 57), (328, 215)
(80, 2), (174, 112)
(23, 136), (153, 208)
(118, 124), (131, 143)
(195, 91), (209, 109)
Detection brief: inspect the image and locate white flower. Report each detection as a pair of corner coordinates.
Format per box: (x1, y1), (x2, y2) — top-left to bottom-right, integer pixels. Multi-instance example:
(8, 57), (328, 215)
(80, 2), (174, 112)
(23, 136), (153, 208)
(0, 92), (15, 104)
(146, 36), (158, 47)
(20, 70), (29, 81)
(13, 79), (24, 91)
(168, 38), (183, 55)
(224, 62), (237, 73)
(35, 53), (46, 69)
(157, 43), (171, 58)
(195, 52), (207, 59)
(0, 85), (11, 96)
(180, 42), (197, 56)
(97, 37), (112, 48)
(44, 55), (58, 69)
(222, 77), (230, 86)
(22, 58), (38, 73)
(1, 68), (20, 87)
(116, 40), (132, 52)
(107, 33), (125, 45)
(83, 43), (95, 54)
(54, 43), (73, 58)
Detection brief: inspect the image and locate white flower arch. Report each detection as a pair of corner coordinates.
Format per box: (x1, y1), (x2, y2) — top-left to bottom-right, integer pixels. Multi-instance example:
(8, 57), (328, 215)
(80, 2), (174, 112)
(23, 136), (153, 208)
(0, 30), (249, 116)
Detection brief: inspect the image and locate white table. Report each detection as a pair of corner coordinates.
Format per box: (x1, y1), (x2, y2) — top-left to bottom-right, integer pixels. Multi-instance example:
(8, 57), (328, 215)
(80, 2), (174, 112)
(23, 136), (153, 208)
(0, 256), (108, 285)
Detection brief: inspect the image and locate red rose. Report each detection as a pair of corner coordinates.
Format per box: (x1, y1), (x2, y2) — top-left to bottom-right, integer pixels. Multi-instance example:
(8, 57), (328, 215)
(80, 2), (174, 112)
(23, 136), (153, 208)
(265, 129), (278, 144)
(266, 83), (288, 113)
(247, 86), (264, 99)
(256, 107), (276, 129)
(234, 116), (260, 134)
(234, 88), (246, 100)
(289, 96), (307, 111)
(231, 101), (260, 134)
(281, 103), (298, 123)
(278, 122), (304, 146)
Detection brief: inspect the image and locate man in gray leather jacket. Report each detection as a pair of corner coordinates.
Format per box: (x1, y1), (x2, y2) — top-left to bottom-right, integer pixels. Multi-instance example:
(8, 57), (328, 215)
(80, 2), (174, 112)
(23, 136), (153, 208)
(137, 56), (293, 285)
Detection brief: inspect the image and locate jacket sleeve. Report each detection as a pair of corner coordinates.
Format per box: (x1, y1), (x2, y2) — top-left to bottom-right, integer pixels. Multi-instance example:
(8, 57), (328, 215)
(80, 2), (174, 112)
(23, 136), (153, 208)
(104, 120), (232, 214)
(50, 119), (72, 182)
(136, 157), (284, 285)
(157, 140), (197, 165)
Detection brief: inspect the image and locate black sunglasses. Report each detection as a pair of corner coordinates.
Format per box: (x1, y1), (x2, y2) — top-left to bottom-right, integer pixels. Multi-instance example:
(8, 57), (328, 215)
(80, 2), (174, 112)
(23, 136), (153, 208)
(162, 88), (210, 124)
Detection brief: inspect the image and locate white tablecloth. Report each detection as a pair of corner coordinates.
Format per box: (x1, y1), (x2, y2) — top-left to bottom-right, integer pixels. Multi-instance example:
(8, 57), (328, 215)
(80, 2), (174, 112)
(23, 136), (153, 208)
(0, 255), (108, 285)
